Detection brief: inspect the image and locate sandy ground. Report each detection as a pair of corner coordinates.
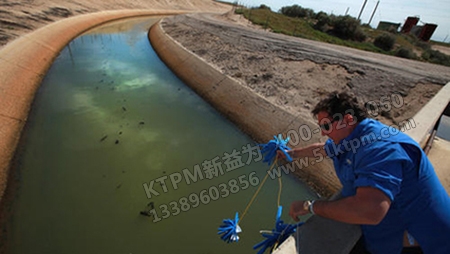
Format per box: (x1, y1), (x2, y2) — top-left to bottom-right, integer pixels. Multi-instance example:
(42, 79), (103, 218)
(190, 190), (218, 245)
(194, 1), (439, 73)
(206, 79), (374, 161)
(160, 12), (450, 130)
(0, 0), (230, 49)
(432, 45), (450, 56)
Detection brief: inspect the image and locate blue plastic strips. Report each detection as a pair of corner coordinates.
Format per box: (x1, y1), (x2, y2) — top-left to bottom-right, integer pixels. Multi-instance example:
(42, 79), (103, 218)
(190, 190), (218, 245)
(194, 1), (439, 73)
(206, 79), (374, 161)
(259, 134), (293, 165)
(218, 212), (242, 243)
(253, 206), (303, 254)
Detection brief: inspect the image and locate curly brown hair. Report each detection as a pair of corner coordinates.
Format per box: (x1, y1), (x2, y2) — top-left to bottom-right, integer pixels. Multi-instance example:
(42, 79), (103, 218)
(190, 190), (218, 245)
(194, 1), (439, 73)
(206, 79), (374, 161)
(312, 91), (368, 123)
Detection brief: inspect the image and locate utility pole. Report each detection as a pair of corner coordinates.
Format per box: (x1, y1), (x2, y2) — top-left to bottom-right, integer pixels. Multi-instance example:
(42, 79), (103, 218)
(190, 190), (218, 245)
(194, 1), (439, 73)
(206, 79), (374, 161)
(368, 0), (380, 26)
(357, 0), (368, 21)
(345, 7), (350, 16)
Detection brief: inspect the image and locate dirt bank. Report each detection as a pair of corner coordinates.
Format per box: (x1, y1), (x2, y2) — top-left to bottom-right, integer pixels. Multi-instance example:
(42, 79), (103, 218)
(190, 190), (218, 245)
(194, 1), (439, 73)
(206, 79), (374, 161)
(161, 13), (450, 129)
(0, 0), (230, 49)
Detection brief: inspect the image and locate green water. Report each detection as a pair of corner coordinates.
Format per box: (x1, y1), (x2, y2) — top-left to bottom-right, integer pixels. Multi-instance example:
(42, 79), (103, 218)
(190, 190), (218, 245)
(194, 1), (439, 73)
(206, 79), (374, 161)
(6, 17), (317, 254)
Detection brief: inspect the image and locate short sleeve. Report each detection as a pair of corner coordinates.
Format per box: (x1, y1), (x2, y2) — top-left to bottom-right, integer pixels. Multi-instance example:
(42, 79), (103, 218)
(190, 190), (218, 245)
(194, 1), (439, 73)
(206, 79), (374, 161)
(354, 142), (411, 201)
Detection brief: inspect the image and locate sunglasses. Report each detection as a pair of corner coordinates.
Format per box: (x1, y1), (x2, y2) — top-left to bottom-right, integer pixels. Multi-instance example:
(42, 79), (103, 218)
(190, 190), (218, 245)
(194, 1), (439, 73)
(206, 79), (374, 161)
(319, 118), (338, 131)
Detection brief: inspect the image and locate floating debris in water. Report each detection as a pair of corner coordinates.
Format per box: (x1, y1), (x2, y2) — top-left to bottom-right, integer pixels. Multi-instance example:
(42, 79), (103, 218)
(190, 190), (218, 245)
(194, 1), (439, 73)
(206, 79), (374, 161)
(122, 106), (127, 111)
(139, 121), (145, 125)
(115, 140), (119, 144)
(140, 211), (152, 217)
(140, 202), (155, 217)
(100, 135), (108, 142)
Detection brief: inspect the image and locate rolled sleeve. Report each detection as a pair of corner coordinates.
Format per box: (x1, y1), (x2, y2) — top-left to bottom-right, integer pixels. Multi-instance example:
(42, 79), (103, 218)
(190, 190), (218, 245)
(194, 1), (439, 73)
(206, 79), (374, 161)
(354, 143), (408, 201)
(354, 168), (402, 201)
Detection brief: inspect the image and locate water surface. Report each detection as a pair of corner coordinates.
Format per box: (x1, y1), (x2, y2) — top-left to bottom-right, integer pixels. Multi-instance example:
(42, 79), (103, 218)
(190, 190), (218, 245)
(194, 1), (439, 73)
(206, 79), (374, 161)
(7, 17), (316, 253)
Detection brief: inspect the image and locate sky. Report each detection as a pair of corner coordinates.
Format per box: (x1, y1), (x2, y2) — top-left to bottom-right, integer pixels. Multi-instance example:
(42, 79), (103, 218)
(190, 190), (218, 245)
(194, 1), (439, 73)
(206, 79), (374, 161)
(227, 0), (450, 42)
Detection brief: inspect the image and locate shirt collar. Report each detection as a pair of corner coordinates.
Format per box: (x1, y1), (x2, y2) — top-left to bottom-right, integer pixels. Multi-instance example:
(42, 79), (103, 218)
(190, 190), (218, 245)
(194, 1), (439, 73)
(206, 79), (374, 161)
(336, 118), (371, 146)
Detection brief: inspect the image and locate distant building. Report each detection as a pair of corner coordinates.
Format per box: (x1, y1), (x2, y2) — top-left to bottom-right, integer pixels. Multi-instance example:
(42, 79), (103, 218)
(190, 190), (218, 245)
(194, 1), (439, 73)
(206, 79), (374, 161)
(401, 16), (437, 41)
(418, 23), (438, 41)
(377, 21), (401, 32)
(401, 16), (419, 33)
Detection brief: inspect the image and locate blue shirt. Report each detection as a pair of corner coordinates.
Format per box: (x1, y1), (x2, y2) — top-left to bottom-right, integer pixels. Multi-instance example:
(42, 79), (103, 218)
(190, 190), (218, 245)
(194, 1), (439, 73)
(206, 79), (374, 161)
(325, 118), (450, 254)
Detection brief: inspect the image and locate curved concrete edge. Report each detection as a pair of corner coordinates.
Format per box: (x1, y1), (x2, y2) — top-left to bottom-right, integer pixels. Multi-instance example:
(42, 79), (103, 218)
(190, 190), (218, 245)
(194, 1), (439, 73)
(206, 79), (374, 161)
(427, 137), (450, 194)
(149, 19), (342, 197)
(271, 216), (361, 254)
(0, 9), (196, 204)
(404, 81), (450, 195)
(404, 82), (450, 146)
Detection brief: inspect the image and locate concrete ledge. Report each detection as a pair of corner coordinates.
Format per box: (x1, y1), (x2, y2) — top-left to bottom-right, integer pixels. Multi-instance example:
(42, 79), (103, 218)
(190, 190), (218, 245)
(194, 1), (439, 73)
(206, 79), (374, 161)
(404, 81), (450, 195)
(404, 82), (450, 146)
(149, 19), (342, 197)
(272, 220), (360, 254)
(295, 215), (361, 254)
(427, 137), (450, 194)
(0, 9), (192, 205)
